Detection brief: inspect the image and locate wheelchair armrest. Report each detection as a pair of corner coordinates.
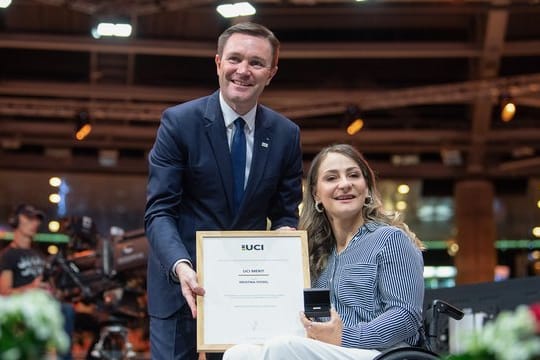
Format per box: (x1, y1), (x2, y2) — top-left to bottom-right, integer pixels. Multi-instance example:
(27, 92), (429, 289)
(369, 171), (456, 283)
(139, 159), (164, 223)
(433, 299), (464, 320)
(424, 299), (464, 353)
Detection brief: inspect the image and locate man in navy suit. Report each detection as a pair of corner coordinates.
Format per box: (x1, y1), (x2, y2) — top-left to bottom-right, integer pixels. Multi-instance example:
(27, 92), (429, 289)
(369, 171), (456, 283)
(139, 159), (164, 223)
(144, 22), (303, 359)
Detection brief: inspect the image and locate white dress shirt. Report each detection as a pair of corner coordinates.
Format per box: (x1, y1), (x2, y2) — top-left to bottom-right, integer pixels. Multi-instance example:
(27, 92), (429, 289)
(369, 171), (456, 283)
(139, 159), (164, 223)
(219, 91), (256, 189)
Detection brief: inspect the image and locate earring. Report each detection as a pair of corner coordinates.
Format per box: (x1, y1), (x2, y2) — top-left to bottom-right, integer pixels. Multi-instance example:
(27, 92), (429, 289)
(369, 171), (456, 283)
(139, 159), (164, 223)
(364, 196), (372, 206)
(315, 201), (324, 213)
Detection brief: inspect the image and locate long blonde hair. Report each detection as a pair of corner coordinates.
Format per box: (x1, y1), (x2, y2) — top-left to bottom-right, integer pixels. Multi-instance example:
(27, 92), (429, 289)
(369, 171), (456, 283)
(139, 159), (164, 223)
(299, 144), (424, 277)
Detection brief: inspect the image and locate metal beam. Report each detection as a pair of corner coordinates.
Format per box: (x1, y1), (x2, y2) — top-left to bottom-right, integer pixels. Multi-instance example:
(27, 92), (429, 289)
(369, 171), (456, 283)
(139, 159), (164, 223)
(1, 73), (539, 121)
(3, 34), (540, 58)
(468, 7), (508, 174)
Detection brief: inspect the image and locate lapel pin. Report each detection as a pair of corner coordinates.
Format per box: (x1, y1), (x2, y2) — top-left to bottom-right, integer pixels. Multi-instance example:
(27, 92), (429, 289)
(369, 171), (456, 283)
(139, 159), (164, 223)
(261, 142), (269, 148)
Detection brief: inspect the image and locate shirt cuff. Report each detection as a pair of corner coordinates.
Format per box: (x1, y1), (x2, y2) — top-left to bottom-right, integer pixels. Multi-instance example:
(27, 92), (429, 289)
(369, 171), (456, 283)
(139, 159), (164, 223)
(170, 259), (192, 282)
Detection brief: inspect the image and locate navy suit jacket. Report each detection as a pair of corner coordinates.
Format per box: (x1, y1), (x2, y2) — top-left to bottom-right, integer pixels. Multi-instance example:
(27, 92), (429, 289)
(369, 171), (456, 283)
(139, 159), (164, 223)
(145, 91), (303, 318)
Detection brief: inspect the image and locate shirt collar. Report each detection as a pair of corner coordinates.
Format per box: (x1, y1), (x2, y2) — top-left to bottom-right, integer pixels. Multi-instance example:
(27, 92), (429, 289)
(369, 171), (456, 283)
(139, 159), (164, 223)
(364, 221), (379, 233)
(332, 221), (379, 255)
(219, 92), (256, 132)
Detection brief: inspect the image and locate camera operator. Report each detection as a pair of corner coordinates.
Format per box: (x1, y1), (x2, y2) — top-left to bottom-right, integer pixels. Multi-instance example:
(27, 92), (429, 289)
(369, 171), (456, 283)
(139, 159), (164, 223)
(0, 204), (75, 360)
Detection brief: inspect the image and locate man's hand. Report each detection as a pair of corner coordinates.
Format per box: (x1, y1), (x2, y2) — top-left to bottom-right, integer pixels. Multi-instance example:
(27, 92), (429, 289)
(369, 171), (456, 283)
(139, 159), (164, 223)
(300, 309), (343, 346)
(175, 262), (205, 318)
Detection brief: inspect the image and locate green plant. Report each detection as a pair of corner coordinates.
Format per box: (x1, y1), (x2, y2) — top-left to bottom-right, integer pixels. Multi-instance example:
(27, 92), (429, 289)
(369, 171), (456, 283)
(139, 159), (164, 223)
(0, 290), (69, 360)
(445, 304), (540, 360)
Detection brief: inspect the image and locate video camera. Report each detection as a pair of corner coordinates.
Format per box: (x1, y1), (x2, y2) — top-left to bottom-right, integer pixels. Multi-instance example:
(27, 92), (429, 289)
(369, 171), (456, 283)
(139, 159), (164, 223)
(46, 217), (149, 359)
(49, 223), (148, 309)
(52, 242), (143, 296)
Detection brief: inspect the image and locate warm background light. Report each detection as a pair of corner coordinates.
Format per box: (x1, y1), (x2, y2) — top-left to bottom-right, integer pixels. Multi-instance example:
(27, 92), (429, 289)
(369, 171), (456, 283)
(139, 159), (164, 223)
(501, 101), (516, 122)
(47, 245), (59, 255)
(532, 226), (540, 238)
(48, 220), (60, 232)
(347, 119), (364, 135)
(49, 176), (62, 187)
(396, 200), (407, 211)
(397, 184), (410, 194)
(447, 242), (459, 256)
(75, 123), (92, 141)
(49, 193), (61, 203)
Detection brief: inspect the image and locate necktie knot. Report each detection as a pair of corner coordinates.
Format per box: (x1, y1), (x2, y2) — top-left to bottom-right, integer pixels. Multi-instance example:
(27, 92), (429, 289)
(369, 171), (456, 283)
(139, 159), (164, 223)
(234, 117), (245, 131)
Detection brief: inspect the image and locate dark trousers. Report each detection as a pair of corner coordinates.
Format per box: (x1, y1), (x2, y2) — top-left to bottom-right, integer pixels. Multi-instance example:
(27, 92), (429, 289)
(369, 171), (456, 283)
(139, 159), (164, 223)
(149, 303), (224, 360)
(150, 303), (197, 360)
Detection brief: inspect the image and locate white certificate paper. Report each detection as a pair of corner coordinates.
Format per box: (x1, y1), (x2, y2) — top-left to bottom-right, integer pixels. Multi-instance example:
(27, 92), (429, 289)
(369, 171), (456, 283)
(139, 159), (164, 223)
(196, 231), (310, 352)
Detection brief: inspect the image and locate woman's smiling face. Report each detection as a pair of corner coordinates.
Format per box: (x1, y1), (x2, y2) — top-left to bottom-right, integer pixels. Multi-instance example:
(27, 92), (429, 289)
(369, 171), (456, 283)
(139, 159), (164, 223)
(313, 152), (369, 221)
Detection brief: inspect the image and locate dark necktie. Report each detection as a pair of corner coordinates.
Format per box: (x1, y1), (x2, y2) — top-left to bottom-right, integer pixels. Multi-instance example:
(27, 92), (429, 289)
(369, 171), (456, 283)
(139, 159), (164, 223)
(231, 117), (246, 213)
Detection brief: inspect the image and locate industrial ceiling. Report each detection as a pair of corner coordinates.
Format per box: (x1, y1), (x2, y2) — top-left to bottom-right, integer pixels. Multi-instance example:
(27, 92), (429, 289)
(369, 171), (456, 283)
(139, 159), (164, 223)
(1, 0), (540, 184)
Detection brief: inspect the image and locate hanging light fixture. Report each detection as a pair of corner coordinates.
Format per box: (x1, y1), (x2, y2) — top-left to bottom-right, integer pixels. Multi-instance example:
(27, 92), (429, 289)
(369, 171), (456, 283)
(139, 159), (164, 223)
(75, 110), (92, 141)
(500, 94), (516, 122)
(347, 118), (364, 135)
(345, 105), (364, 136)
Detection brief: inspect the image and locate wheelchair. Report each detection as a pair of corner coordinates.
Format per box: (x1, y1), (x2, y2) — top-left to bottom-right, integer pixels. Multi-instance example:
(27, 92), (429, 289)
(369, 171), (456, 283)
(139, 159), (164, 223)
(373, 299), (464, 360)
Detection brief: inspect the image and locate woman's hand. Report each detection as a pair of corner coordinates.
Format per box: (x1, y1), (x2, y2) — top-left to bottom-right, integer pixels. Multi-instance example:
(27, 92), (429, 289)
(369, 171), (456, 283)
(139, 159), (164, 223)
(300, 309), (343, 346)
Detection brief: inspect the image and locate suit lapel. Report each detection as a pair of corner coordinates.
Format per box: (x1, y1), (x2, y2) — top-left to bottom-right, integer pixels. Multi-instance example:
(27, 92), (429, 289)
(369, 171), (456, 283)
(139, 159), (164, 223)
(203, 92), (235, 214)
(243, 108), (272, 205)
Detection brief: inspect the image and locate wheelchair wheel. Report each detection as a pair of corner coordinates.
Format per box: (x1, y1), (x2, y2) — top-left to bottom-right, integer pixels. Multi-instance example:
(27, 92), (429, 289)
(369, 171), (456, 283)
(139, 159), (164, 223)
(373, 346), (439, 360)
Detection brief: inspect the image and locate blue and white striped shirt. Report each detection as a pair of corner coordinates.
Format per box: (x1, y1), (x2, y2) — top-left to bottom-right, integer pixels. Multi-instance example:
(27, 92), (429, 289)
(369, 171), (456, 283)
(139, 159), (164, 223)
(313, 221), (424, 350)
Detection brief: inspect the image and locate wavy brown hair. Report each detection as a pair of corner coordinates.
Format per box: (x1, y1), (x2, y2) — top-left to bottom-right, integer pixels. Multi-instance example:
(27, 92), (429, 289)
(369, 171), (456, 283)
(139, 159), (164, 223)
(299, 144), (424, 278)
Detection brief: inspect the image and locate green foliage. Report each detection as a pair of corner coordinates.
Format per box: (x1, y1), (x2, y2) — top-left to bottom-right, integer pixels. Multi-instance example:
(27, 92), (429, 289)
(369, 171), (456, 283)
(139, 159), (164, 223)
(443, 305), (540, 360)
(0, 290), (69, 360)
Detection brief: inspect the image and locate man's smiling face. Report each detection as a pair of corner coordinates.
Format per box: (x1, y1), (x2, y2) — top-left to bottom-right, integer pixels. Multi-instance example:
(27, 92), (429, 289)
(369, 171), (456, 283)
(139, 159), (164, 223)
(215, 33), (277, 115)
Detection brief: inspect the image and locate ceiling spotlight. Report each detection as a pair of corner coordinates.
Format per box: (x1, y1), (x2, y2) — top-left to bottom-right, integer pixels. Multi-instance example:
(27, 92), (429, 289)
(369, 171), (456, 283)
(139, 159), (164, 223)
(500, 95), (516, 122)
(92, 21), (132, 39)
(217, 2), (256, 18)
(0, 0), (12, 9)
(75, 111), (92, 141)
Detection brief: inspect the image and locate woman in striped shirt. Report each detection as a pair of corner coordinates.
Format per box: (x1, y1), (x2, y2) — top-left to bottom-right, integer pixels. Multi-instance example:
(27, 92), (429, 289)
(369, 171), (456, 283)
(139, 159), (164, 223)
(224, 144), (425, 360)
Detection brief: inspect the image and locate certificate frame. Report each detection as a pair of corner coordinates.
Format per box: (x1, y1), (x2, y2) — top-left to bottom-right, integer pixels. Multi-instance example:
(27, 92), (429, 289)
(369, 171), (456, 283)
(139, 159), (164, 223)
(196, 230), (310, 352)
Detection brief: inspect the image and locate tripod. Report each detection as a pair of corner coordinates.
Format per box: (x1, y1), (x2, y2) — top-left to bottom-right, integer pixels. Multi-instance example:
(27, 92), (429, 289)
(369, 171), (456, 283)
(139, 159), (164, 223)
(50, 252), (145, 360)
(89, 320), (137, 360)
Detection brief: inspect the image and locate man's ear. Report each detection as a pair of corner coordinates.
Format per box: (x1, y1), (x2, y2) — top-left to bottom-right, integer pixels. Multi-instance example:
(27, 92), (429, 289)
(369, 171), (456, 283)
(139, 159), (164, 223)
(266, 66), (278, 86)
(215, 54), (221, 75)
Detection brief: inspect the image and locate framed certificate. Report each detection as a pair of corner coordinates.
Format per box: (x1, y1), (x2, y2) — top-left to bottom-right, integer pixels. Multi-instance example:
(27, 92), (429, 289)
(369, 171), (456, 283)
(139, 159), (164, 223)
(196, 230), (310, 352)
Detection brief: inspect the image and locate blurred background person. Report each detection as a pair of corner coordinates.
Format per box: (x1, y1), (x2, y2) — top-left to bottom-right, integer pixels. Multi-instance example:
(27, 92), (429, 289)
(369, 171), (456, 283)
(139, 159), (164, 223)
(0, 203), (75, 360)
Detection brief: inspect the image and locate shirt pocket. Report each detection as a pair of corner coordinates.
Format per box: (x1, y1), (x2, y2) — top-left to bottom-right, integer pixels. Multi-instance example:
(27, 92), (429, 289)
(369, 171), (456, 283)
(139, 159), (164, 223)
(337, 263), (377, 311)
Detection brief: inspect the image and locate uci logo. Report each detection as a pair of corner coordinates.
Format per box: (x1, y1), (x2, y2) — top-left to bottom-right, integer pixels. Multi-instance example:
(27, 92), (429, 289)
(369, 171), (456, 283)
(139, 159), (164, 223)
(241, 244), (264, 251)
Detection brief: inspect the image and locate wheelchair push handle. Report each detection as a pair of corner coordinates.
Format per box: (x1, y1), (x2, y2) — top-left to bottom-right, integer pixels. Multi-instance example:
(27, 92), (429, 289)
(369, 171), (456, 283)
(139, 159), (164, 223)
(433, 299), (465, 320)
